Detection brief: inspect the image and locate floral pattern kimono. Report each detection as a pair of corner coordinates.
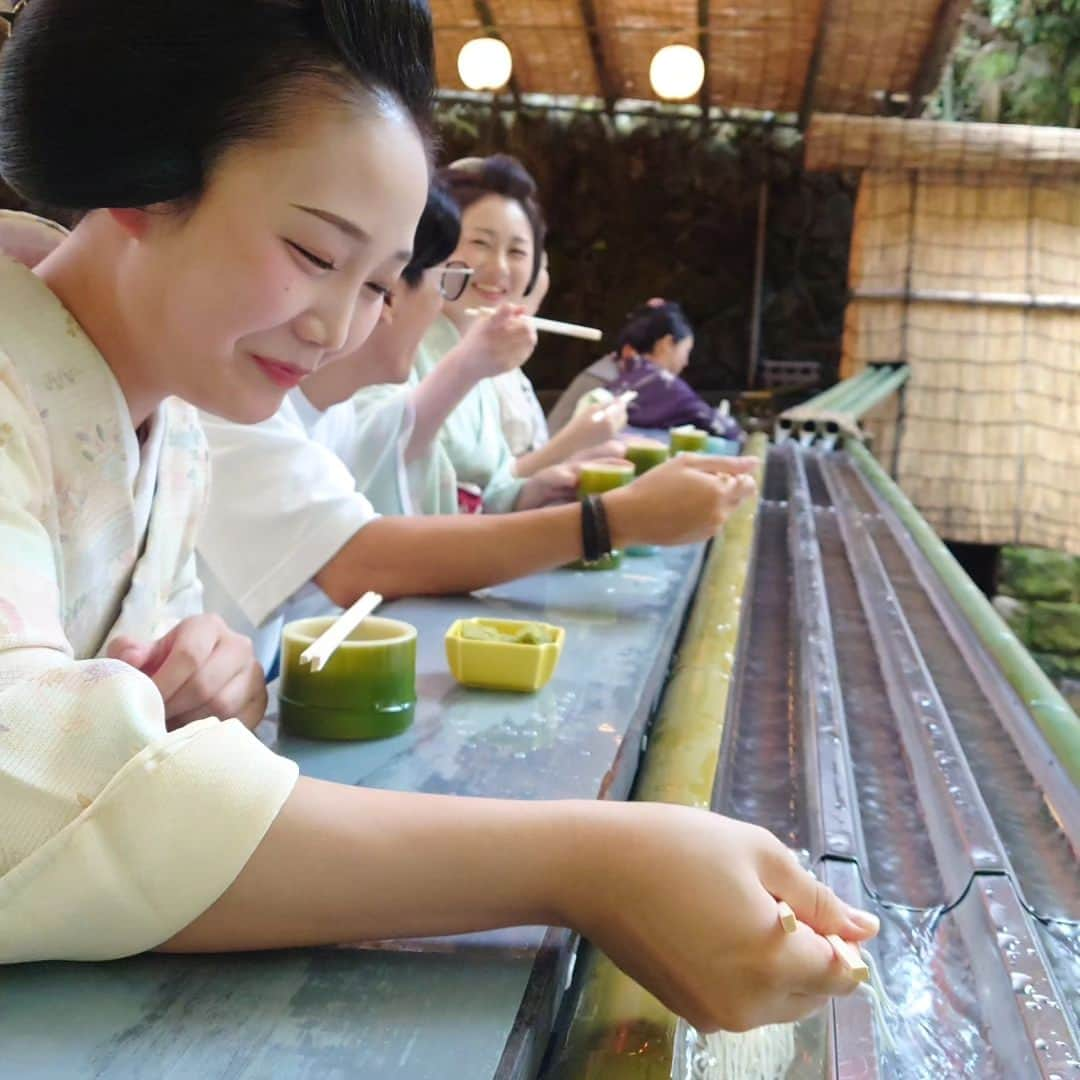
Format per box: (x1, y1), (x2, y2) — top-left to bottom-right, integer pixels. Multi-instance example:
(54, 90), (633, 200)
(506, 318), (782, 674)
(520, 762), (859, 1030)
(0, 214), (296, 963)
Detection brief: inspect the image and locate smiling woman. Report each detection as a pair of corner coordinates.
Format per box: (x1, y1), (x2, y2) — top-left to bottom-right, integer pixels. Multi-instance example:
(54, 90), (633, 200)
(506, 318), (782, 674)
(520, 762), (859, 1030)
(0, 0), (876, 1039)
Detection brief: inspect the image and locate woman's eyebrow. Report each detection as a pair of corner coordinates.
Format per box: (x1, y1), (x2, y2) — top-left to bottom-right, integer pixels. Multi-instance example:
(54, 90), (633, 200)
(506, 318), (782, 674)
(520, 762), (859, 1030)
(292, 204), (411, 262)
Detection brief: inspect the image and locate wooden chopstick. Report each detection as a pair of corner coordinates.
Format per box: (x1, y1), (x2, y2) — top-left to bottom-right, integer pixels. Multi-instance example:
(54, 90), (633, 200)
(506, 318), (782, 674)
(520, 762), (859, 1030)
(465, 306), (603, 342)
(299, 591), (383, 673)
(778, 904), (870, 983)
(827, 934), (870, 983)
(777, 901), (798, 934)
(592, 390), (637, 421)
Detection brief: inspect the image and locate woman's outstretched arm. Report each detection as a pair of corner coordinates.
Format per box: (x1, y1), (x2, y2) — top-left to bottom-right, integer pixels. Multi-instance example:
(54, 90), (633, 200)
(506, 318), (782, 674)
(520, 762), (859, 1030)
(163, 778), (877, 1033)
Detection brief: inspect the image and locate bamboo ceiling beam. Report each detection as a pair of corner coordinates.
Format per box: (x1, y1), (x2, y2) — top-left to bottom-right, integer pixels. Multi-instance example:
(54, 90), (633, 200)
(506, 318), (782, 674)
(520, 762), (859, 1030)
(798, 0), (834, 129)
(907, 0), (972, 117)
(577, 0), (618, 112)
(435, 89), (802, 128)
(472, 0), (521, 110)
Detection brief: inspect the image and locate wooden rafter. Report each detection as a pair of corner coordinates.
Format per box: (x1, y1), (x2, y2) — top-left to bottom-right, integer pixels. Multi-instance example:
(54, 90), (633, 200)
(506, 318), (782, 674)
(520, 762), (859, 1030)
(798, 0), (834, 129)
(472, 0), (522, 108)
(577, 0), (619, 111)
(907, 0), (972, 116)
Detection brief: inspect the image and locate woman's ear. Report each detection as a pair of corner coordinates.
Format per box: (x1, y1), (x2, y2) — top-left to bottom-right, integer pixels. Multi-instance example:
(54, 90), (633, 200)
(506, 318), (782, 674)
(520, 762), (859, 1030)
(106, 208), (154, 239)
(651, 334), (675, 359)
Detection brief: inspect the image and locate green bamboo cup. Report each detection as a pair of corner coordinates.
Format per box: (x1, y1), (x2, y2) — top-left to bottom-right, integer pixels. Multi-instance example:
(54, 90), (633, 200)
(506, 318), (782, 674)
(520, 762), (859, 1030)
(624, 439), (671, 475)
(669, 425), (709, 453)
(279, 615), (417, 740)
(569, 460), (635, 571)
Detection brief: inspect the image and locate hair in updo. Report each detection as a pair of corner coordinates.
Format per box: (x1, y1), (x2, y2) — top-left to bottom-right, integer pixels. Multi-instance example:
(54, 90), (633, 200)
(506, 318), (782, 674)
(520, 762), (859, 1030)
(0, 0), (434, 212)
(437, 154), (546, 295)
(400, 182), (461, 289)
(616, 299), (694, 357)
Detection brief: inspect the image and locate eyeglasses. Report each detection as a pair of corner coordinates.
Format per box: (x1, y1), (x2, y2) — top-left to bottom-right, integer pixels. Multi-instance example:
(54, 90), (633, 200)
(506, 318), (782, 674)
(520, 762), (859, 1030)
(439, 261), (473, 302)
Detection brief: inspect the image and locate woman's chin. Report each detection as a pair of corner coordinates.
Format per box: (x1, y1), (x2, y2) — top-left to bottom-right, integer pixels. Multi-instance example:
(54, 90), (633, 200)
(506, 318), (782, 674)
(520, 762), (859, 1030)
(196, 388), (287, 426)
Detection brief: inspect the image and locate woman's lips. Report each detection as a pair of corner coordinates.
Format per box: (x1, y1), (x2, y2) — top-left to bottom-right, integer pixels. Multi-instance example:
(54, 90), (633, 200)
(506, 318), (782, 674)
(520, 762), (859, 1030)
(252, 355), (309, 389)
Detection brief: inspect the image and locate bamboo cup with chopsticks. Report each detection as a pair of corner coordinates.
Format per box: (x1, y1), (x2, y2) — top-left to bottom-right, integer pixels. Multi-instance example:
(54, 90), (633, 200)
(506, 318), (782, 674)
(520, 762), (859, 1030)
(298, 591), (383, 673)
(465, 306), (603, 342)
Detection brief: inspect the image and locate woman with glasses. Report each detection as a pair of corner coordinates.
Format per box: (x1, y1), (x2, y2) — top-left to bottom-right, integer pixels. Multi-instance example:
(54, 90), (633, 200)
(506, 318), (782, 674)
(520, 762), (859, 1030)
(193, 185), (758, 673)
(352, 155), (633, 516)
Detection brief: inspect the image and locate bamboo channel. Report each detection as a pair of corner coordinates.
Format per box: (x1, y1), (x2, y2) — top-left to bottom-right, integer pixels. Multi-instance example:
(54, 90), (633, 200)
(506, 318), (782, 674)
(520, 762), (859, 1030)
(545, 434), (766, 1080)
(848, 440), (1080, 788)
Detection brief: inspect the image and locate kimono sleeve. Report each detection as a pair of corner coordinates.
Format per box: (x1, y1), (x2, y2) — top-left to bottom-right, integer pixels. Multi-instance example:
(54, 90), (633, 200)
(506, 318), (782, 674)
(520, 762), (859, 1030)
(0, 355), (297, 963)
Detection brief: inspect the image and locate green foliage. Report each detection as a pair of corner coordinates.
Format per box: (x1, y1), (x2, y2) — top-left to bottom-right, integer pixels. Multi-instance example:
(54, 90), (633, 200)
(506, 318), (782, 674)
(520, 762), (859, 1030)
(927, 0), (1080, 125)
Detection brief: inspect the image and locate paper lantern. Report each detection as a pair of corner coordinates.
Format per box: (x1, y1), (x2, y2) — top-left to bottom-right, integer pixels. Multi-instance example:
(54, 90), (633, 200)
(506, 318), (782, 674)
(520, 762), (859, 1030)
(649, 45), (705, 101)
(457, 38), (513, 91)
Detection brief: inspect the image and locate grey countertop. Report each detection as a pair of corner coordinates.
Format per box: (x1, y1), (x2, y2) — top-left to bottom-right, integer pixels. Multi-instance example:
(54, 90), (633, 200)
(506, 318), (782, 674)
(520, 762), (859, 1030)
(0, 543), (704, 1080)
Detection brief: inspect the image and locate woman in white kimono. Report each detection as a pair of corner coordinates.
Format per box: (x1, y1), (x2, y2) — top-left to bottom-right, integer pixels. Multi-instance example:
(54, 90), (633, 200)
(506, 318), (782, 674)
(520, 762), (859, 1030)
(491, 247), (554, 457)
(0, 0), (876, 1031)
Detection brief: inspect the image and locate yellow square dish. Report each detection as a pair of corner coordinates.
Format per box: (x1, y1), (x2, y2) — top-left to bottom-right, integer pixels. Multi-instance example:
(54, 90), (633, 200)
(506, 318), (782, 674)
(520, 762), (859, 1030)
(445, 618), (566, 692)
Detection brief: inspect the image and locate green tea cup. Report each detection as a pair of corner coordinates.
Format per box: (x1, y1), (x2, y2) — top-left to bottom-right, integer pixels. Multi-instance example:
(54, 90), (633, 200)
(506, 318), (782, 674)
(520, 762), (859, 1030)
(279, 615), (417, 741)
(570, 460), (635, 571)
(624, 439), (671, 475)
(669, 425), (709, 454)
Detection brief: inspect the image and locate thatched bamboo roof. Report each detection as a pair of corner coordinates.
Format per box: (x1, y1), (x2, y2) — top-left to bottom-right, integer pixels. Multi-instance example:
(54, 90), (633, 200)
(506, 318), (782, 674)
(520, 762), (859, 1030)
(807, 114), (1080, 177)
(431, 0), (972, 120)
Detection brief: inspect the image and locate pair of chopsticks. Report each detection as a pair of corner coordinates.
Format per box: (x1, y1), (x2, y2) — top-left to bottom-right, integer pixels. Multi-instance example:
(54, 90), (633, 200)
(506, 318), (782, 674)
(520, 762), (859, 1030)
(298, 591), (382, 673)
(776, 901), (870, 983)
(465, 306), (603, 342)
(592, 389), (637, 422)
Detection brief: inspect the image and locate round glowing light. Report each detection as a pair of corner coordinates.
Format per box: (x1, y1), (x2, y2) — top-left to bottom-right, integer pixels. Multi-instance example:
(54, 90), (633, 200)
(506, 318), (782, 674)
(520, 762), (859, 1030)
(649, 44), (705, 101)
(457, 37), (513, 91)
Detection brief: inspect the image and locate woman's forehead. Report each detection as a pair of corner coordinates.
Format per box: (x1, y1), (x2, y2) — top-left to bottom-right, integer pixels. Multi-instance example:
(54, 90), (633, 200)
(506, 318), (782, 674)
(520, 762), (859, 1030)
(463, 195), (532, 239)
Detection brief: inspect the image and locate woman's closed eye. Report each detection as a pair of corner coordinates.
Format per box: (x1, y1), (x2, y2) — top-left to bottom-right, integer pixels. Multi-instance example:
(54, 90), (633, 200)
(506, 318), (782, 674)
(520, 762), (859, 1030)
(285, 239), (337, 272)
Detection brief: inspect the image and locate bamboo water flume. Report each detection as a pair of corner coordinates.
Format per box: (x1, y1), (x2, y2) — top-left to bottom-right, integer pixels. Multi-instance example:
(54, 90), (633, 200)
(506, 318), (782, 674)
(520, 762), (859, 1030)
(546, 435), (767, 1080)
(848, 441), (1080, 788)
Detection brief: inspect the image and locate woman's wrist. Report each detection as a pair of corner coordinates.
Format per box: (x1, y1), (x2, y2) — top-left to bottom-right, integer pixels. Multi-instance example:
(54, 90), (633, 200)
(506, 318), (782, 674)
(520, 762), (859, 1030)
(599, 487), (637, 550)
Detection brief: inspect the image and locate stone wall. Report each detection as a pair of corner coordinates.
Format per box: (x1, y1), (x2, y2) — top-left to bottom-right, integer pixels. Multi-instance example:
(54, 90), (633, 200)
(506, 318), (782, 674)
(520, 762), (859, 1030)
(992, 546), (1080, 711)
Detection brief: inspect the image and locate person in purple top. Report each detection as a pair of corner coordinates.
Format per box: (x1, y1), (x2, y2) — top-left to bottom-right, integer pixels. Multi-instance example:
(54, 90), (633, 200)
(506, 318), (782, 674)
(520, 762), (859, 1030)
(548, 299), (743, 441)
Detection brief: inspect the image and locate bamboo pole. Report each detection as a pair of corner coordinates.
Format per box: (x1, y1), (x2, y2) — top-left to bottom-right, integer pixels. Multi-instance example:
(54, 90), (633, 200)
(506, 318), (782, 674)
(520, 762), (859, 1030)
(848, 441), (1080, 788)
(833, 366), (895, 414)
(853, 287), (1080, 311)
(803, 367), (878, 412)
(546, 434), (767, 1080)
(846, 364), (911, 419)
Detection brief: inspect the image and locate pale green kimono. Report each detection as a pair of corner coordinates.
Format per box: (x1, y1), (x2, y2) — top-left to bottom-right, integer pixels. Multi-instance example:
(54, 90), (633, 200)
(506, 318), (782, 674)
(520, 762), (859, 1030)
(352, 315), (524, 514)
(0, 216), (297, 964)
(339, 377), (459, 517)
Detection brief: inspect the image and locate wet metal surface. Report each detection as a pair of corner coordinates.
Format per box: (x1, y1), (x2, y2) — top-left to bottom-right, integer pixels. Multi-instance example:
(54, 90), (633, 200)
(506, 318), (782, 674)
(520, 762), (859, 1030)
(708, 445), (1080, 1079)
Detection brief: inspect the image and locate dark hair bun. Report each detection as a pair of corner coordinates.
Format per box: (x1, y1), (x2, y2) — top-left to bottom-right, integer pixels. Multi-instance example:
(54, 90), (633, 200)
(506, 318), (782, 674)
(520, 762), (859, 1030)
(401, 181), (461, 287)
(0, 0), (433, 211)
(617, 299), (693, 355)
